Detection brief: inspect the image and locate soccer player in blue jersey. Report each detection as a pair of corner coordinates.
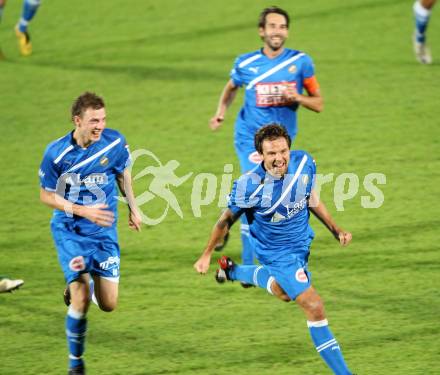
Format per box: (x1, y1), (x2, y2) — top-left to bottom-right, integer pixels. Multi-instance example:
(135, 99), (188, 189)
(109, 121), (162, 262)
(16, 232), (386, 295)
(0, 0), (41, 57)
(39, 92), (142, 375)
(413, 0), (436, 64)
(209, 7), (323, 266)
(194, 124), (354, 375)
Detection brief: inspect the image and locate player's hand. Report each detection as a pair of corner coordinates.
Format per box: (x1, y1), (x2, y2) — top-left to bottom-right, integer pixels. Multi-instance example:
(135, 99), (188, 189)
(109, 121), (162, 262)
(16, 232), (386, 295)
(209, 115), (224, 131)
(282, 84), (300, 103)
(82, 204), (115, 227)
(194, 253), (211, 274)
(338, 231), (352, 246)
(128, 209), (142, 232)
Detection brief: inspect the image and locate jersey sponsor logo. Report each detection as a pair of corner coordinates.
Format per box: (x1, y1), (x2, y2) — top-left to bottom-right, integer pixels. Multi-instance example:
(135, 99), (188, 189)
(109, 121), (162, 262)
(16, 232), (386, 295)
(295, 268), (308, 283)
(62, 173), (108, 186)
(255, 81), (297, 107)
(100, 156), (109, 166)
(99, 256), (120, 270)
(69, 256), (86, 272)
(286, 197), (308, 218)
(249, 67), (259, 74)
(288, 65), (297, 73)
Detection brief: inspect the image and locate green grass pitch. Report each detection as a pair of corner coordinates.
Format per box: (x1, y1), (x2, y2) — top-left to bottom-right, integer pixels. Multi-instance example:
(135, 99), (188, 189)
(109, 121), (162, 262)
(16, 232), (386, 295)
(0, 0), (439, 374)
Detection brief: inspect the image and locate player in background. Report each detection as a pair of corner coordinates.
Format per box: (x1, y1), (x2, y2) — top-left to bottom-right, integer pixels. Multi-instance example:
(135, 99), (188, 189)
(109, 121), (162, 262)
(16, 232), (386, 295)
(209, 7), (323, 266)
(195, 124), (355, 375)
(0, 0), (41, 57)
(413, 0), (436, 64)
(39, 92), (142, 375)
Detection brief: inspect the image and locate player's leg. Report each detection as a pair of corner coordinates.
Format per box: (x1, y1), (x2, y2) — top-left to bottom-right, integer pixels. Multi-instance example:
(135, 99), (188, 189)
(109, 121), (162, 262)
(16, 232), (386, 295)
(0, 0), (6, 23)
(66, 274), (90, 374)
(413, 0), (436, 64)
(92, 275), (119, 312)
(296, 287), (353, 375)
(216, 255), (291, 301)
(0, 0), (6, 58)
(90, 235), (120, 312)
(0, 276), (24, 293)
(51, 223), (93, 374)
(15, 0), (41, 56)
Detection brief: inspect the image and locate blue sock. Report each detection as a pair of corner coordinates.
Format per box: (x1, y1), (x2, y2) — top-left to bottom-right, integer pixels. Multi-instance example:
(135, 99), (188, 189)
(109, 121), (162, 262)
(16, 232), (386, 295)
(66, 306), (87, 369)
(414, 1), (431, 43)
(18, 0), (41, 33)
(230, 265), (273, 292)
(240, 216), (254, 265)
(308, 320), (352, 375)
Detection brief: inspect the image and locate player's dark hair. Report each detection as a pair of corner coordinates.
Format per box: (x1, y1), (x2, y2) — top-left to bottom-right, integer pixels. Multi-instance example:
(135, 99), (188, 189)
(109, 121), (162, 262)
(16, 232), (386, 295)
(254, 123), (291, 154)
(258, 6), (290, 29)
(71, 92), (105, 120)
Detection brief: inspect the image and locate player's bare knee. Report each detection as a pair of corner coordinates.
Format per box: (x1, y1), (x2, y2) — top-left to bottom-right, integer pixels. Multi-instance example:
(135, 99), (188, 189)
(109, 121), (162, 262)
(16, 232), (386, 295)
(98, 298), (118, 312)
(270, 280), (291, 302)
(304, 296), (325, 320)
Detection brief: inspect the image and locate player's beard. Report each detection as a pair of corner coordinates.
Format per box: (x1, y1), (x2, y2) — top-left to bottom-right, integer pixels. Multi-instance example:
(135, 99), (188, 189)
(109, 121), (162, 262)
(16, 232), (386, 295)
(265, 34), (286, 52)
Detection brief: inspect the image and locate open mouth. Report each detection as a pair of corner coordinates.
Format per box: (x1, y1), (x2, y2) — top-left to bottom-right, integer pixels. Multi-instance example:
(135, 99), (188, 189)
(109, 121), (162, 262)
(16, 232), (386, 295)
(273, 161), (285, 170)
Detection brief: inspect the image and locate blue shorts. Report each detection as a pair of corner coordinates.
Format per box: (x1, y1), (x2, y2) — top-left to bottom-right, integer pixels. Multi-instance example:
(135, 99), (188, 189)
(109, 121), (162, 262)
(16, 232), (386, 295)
(51, 222), (121, 284)
(234, 140), (262, 173)
(264, 256), (311, 300)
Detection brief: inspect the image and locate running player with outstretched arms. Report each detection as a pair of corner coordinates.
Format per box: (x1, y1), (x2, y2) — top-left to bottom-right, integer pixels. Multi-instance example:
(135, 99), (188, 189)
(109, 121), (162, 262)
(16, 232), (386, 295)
(209, 7), (323, 266)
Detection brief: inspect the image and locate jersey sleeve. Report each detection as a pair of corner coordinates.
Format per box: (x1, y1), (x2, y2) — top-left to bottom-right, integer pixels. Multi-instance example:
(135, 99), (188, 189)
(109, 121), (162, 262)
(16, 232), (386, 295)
(229, 57), (244, 88)
(113, 135), (132, 174)
(227, 180), (247, 217)
(301, 55), (320, 95)
(39, 148), (61, 192)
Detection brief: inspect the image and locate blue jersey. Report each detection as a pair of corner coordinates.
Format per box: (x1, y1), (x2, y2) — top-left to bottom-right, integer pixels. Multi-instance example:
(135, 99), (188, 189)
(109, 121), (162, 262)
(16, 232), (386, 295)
(228, 150), (316, 264)
(39, 128), (131, 236)
(230, 48), (317, 143)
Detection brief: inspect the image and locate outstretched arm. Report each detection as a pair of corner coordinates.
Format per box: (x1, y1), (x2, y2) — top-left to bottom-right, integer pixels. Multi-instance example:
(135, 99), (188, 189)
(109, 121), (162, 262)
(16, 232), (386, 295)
(209, 80), (239, 130)
(194, 209), (240, 274)
(308, 189), (352, 246)
(117, 168), (142, 231)
(40, 188), (115, 227)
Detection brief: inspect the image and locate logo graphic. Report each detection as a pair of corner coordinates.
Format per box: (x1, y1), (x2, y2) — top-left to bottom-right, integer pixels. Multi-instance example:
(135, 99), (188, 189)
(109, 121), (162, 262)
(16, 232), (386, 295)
(295, 268), (308, 283)
(249, 67), (259, 74)
(255, 81), (297, 107)
(288, 65), (297, 73)
(69, 256), (86, 272)
(99, 256), (120, 270)
(100, 156), (109, 166)
(120, 149), (192, 225)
